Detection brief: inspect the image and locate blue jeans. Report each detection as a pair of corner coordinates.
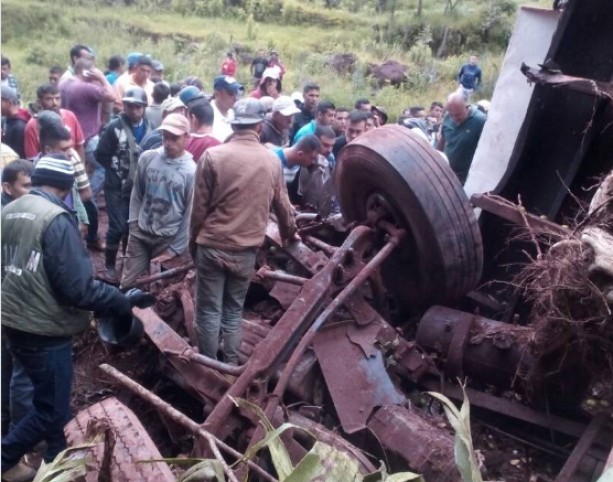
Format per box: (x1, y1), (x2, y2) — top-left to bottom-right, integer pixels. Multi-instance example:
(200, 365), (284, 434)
(1, 332), (73, 472)
(1, 338), (34, 436)
(194, 245), (257, 364)
(105, 185), (130, 250)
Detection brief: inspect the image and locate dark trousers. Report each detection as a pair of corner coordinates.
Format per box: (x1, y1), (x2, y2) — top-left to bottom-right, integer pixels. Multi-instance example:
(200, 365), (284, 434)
(83, 199), (99, 243)
(105, 186), (130, 250)
(1, 337), (34, 437)
(1, 337), (12, 437)
(1, 330), (73, 472)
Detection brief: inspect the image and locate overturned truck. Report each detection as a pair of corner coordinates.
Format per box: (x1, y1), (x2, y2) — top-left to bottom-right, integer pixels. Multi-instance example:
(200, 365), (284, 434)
(70, 0), (613, 480)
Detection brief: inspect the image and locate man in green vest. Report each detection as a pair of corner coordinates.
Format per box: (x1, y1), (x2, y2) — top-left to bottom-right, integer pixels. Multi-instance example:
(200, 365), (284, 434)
(1, 154), (149, 477)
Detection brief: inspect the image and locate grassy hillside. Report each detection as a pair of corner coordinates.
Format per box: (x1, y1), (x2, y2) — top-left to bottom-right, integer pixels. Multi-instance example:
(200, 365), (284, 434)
(1, 0), (550, 119)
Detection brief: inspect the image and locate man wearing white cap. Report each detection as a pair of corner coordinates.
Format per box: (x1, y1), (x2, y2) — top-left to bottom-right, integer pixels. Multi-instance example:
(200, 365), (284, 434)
(121, 113), (195, 288)
(190, 98), (297, 365)
(259, 95), (300, 148)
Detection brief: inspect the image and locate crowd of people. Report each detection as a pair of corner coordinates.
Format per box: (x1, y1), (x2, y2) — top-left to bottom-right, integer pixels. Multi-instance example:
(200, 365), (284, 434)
(0, 45), (488, 481)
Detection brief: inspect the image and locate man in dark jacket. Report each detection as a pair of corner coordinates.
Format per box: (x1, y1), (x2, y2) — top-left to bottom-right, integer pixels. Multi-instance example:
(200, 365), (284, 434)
(289, 82), (319, 142)
(1, 154), (148, 477)
(1, 159), (34, 468)
(96, 87), (151, 282)
(1, 86), (28, 159)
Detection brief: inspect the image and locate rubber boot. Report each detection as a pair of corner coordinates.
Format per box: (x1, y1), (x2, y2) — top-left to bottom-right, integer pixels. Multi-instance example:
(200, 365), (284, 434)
(105, 248), (119, 283)
(1, 462), (37, 482)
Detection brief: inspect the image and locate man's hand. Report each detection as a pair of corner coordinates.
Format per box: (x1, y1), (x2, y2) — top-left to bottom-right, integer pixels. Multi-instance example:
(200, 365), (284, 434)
(124, 288), (156, 308)
(90, 67), (107, 83)
(151, 249), (176, 266)
(79, 224), (88, 238)
(283, 233), (301, 247)
(267, 83), (279, 98)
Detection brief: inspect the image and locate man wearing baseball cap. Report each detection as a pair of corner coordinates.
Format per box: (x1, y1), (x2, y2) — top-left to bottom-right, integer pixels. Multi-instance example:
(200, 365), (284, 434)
(121, 113), (195, 288)
(259, 95), (300, 147)
(190, 98), (297, 365)
(211, 75), (244, 143)
(96, 86), (152, 282)
(1, 154), (145, 479)
(179, 85), (206, 108)
(114, 55), (155, 109)
(1, 86), (28, 158)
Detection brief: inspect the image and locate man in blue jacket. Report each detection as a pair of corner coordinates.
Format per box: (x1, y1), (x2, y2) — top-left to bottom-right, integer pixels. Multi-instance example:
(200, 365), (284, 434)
(1, 155), (149, 478)
(457, 54), (482, 97)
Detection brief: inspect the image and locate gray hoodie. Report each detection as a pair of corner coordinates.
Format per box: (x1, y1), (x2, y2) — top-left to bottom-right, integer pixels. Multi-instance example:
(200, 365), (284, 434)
(129, 147), (195, 255)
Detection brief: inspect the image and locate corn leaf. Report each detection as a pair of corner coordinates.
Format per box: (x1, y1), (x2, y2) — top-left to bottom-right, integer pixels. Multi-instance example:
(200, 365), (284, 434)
(231, 397), (294, 481)
(310, 441), (362, 482)
(282, 448), (324, 482)
(179, 459), (226, 482)
(235, 423), (304, 467)
(428, 389), (483, 482)
(383, 473), (425, 482)
(33, 444), (96, 482)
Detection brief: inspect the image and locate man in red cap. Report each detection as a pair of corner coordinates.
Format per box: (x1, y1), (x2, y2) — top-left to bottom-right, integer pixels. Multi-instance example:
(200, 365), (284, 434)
(120, 113), (195, 288)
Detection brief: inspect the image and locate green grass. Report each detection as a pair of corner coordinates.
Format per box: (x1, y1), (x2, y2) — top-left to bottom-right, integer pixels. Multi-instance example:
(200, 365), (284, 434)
(1, 0), (546, 119)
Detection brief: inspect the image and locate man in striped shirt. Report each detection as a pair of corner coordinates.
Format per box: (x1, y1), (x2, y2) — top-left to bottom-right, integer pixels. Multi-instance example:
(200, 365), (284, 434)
(36, 112), (90, 229)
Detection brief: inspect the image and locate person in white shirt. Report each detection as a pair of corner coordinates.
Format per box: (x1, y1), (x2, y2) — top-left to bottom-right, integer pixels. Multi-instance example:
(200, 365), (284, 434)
(211, 75), (244, 143)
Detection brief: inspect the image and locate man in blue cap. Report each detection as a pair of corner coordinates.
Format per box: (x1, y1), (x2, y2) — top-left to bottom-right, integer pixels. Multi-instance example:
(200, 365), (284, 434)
(211, 75), (244, 143)
(179, 85), (206, 109)
(113, 53), (143, 101)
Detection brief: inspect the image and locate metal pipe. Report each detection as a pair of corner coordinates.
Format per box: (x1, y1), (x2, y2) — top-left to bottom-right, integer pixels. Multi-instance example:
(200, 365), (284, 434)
(134, 262), (194, 286)
(295, 213), (320, 223)
(304, 236), (337, 256)
(297, 224), (325, 235)
(256, 234), (404, 442)
(98, 364), (278, 482)
(163, 349), (246, 376)
(256, 268), (308, 286)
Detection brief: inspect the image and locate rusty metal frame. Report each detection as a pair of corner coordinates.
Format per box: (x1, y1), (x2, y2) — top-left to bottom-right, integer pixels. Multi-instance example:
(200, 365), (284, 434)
(202, 225), (379, 437)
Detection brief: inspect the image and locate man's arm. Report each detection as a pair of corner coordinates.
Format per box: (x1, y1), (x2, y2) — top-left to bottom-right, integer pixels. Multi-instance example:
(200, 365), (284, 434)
(23, 120), (40, 160)
(73, 188), (89, 225)
(170, 169), (196, 255)
(114, 82), (126, 114)
(95, 122), (118, 170)
(43, 213), (131, 316)
(437, 118), (446, 152)
(14, 122), (27, 159)
(71, 150), (92, 202)
(189, 153), (215, 257)
(91, 68), (121, 106)
(128, 151), (149, 224)
(437, 132), (446, 152)
(475, 67), (482, 89)
(457, 65), (465, 84)
(271, 163), (297, 242)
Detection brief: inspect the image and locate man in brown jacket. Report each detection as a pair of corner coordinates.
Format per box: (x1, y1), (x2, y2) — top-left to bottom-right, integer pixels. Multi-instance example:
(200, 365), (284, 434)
(190, 98), (297, 364)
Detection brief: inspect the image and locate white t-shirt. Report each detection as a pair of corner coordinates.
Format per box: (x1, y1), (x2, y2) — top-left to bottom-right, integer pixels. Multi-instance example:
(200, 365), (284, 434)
(211, 100), (234, 143)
